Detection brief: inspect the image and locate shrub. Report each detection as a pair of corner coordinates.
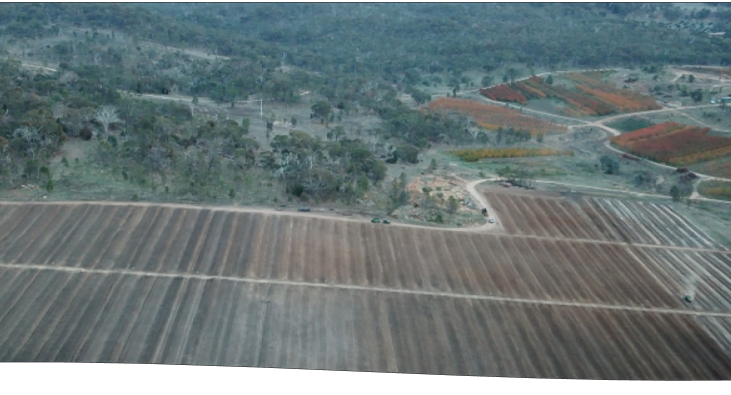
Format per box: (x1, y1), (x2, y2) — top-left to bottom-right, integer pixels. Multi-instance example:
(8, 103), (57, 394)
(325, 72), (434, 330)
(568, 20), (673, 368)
(395, 145), (419, 164)
(80, 125), (93, 140)
(600, 155), (621, 174)
(107, 134), (118, 148)
(447, 196), (459, 214)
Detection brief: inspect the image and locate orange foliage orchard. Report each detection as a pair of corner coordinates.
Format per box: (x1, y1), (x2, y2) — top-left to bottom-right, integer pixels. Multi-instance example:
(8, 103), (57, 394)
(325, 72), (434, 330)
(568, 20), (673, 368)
(610, 121), (731, 166)
(427, 97), (567, 136)
(450, 147), (573, 162)
(479, 72), (660, 116)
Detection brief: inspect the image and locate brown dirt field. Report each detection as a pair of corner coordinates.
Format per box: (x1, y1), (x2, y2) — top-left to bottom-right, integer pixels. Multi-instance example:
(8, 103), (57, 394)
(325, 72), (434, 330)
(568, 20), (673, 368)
(1, 201), (731, 378)
(483, 190), (726, 250)
(1, 268), (730, 378)
(633, 248), (731, 313)
(0, 202), (726, 309)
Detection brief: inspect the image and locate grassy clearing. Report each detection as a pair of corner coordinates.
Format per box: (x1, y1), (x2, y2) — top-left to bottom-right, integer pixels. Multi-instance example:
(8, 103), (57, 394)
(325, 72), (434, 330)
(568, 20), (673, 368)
(690, 156), (731, 179)
(606, 117), (655, 133)
(674, 200), (731, 248)
(698, 180), (731, 201)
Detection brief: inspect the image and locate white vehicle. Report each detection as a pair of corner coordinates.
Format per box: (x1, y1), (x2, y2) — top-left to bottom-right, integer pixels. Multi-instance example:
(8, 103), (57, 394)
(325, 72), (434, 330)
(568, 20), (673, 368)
(488, 218), (496, 224)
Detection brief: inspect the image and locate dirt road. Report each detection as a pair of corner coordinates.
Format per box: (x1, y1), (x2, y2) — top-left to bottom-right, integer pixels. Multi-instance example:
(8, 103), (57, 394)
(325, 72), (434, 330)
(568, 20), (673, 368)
(595, 103), (723, 129)
(535, 179), (670, 199)
(4, 198), (731, 255)
(575, 104), (731, 183)
(601, 139), (731, 184)
(673, 110), (731, 135)
(470, 67), (615, 92)
(0, 178), (501, 234)
(2, 260), (730, 318)
(465, 178), (502, 231)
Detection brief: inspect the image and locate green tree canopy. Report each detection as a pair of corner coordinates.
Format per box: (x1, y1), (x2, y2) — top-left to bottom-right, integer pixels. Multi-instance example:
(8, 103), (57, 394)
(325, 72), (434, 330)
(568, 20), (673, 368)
(600, 155), (621, 175)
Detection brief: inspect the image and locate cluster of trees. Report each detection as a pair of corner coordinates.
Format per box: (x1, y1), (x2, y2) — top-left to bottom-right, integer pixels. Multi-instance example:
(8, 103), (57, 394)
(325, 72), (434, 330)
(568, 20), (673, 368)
(93, 97), (266, 200)
(633, 170), (658, 189)
(388, 172), (410, 213)
(495, 165), (536, 188)
(0, 60), (65, 188)
(377, 103), (471, 148)
(50, 39), (312, 107)
(495, 127), (532, 145)
(142, 3), (731, 77)
(0, 56), (389, 204)
(600, 154), (621, 174)
(0, 57), (262, 200)
(6, 3), (731, 208)
(263, 130), (386, 202)
(404, 86), (432, 106)
(41, 33), (410, 119)
(4, 3), (731, 118)
(669, 183), (693, 202)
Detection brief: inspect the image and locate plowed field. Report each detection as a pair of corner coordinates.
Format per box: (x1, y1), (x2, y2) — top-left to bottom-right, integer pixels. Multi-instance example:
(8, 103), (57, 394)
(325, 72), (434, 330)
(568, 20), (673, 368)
(486, 191), (725, 250)
(0, 200), (730, 379)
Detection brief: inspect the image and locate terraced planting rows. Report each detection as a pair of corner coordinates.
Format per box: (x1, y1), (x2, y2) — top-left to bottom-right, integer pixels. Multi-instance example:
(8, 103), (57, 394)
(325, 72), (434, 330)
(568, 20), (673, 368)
(634, 248), (731, 313)
(427, 97), (567, 135)
(480, 73), (660, 116)
(610, 122), (731, 166)
(583, 198), (724, 249)
(1, 267), (730, 379)
(486, 191), (724, 250)
(697, 316), (731, 357)
(0, 203), (684, 309)
(1, 201), (730, 378)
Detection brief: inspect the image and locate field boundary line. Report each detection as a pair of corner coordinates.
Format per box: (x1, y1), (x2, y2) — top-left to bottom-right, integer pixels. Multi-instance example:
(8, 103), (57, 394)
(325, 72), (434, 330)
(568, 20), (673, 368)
(1, 201), (730, 253)
(4, 261), (731, 319)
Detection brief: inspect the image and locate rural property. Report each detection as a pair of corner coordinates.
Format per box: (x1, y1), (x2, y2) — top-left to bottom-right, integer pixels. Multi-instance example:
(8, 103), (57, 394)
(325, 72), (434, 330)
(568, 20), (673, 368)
(1, 187), (731, 379)
(3, 3), (731, 382)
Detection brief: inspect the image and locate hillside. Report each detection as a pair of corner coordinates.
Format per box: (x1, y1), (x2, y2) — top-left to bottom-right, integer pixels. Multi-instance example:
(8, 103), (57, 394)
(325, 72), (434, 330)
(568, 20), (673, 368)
(1, 3), (731, 223)
(5, 4), (731, 381)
